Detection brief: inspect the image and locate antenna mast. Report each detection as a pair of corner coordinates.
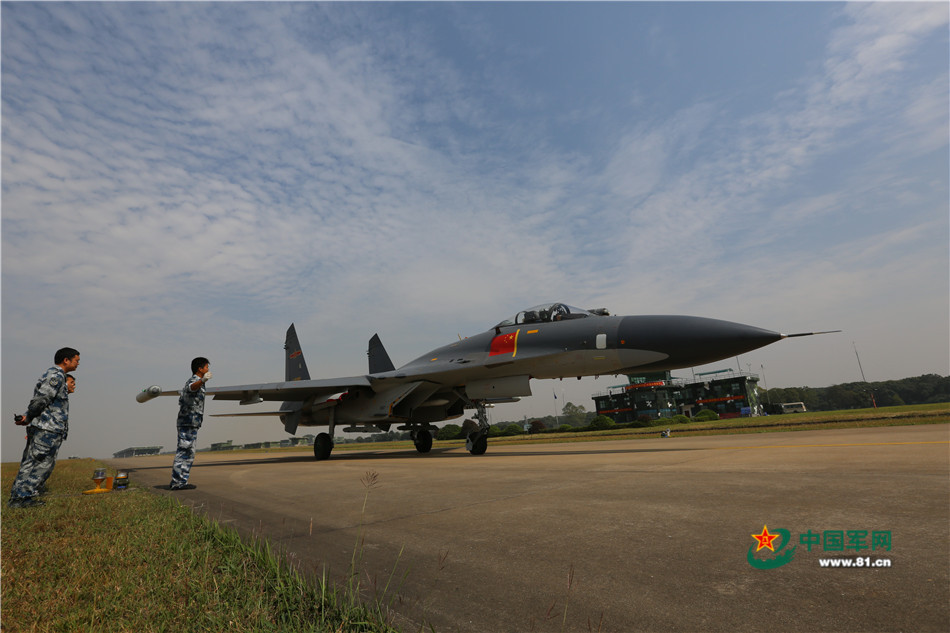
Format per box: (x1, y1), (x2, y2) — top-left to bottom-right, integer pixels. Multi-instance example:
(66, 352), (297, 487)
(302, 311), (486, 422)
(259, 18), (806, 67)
(853, 341), (877, 408)
(853, 341), (868, 382)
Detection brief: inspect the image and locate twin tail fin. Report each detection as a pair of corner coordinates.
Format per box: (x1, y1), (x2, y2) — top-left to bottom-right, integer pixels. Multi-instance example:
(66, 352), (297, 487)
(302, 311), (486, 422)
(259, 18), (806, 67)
(285, 324), (395, 380)
(368, 333), (395, 374)
(285, 323), (311, 381)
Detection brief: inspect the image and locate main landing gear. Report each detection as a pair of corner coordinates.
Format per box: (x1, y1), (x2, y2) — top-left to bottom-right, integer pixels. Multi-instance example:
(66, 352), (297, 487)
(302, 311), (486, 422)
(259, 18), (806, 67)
(313, 432), (333, 461)
(412, 428), (433, 454)
(465, 401), (490, 456)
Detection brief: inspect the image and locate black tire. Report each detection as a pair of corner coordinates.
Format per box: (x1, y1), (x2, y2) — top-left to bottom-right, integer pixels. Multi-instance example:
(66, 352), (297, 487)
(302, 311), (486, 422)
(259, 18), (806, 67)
(414, 429), (433, 454)
(468, 434), (488, 456)
(313, 433), (333, 461)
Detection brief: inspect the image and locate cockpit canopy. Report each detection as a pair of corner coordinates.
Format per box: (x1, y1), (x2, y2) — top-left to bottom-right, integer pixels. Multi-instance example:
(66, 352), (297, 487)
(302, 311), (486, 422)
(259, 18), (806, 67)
(495, 303), (606, 328)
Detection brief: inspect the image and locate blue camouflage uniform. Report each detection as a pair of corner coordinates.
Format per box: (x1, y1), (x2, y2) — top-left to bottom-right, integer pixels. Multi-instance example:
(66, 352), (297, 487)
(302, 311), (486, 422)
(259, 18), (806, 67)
(10, 367), (70, 503)
(170, 374), (204, 488)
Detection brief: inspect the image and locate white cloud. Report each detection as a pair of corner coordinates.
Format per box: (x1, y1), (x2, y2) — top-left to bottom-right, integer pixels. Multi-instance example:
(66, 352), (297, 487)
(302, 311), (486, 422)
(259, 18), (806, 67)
(2, 3), (946, 462)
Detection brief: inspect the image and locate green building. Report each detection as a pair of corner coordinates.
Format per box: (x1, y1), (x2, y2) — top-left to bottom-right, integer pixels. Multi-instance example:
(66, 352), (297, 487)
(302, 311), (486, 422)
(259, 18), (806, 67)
(593, 370), (762, 422)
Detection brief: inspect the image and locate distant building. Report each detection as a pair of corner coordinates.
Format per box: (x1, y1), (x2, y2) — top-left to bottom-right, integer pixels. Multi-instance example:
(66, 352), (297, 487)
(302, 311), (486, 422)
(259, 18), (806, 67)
(243, 441), (283, 450)
(113, 446), (163, 458)
(593, 370), (762, 422)
(209, 440), (237, 451)
(686, 369), (762, 418)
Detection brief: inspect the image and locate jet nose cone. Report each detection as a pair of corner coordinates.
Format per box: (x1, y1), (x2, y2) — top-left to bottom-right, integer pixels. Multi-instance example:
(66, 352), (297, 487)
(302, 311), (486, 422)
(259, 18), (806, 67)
(619, 315), (783, 370)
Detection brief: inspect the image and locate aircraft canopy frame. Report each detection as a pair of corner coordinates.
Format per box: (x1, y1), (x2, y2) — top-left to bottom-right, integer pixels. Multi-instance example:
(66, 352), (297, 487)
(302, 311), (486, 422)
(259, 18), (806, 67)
(494, 303), (596, 327)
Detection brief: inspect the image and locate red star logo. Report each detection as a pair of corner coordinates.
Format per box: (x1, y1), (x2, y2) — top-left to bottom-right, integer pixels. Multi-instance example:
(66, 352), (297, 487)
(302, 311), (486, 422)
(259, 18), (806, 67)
(752, 525), (779, 552)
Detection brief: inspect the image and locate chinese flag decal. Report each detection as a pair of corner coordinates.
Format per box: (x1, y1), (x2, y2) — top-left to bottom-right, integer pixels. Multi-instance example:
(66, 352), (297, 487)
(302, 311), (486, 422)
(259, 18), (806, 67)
(489, 329), (520, 357)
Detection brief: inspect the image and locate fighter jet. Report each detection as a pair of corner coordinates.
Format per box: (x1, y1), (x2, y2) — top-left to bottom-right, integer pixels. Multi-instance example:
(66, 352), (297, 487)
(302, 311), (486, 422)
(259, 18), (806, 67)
(137, 302), (836, 460)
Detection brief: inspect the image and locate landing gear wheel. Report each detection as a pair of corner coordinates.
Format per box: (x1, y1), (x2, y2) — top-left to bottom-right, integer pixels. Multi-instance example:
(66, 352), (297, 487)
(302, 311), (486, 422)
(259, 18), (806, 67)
(313, 433), (333, 461)
(413, 429), (433, 454)
(464, 399), (490, 456)
(467, 432), (488, 456)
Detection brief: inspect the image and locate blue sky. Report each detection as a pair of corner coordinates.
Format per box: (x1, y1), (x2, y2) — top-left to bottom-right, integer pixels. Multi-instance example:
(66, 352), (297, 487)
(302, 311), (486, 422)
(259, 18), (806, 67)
(2, 2), (947, 462)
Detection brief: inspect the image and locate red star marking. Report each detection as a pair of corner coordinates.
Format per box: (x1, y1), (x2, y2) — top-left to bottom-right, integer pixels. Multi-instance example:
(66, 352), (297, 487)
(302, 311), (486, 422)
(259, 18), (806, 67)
(752, 525), (779, 552)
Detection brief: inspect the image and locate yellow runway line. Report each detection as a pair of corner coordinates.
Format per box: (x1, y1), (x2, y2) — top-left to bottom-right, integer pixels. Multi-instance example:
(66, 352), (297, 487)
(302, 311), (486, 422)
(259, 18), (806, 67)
(712, 440), (949, 451)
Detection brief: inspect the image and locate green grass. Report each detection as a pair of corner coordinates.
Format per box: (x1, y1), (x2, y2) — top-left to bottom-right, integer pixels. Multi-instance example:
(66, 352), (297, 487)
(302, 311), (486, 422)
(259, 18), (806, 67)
(1, 459), (399, 633)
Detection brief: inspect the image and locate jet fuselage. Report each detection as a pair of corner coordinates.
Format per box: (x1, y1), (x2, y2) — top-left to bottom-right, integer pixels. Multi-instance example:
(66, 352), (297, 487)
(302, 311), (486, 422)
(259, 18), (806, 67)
(319, 312), (784, 427)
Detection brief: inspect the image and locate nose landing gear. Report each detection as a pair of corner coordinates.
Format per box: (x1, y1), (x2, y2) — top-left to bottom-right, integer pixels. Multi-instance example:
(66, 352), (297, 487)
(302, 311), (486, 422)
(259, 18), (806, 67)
(465, 401), (490, 455)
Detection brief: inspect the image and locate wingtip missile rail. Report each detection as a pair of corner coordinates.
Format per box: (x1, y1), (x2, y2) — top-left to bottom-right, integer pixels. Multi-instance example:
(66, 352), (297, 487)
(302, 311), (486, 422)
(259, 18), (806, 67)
(136, 385), (163, 403)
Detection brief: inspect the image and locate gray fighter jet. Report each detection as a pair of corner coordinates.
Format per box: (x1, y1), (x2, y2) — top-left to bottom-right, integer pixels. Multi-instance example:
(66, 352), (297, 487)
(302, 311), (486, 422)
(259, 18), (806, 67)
(137, 302), (836, 460)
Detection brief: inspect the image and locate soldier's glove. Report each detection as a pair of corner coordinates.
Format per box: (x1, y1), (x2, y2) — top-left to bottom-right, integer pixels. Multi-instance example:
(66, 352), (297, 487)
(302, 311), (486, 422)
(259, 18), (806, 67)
(203, 372), (212, 383)
(14, 414), (27, 426)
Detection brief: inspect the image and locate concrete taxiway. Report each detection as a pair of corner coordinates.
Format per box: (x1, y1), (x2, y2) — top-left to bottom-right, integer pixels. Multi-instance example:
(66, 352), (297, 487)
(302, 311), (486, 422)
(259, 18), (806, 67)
(109, 424), (949, 632)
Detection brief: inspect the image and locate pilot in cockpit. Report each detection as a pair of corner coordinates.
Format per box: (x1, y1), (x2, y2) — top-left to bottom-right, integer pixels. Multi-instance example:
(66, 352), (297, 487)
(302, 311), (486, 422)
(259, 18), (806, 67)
(549, 304), (569, 321)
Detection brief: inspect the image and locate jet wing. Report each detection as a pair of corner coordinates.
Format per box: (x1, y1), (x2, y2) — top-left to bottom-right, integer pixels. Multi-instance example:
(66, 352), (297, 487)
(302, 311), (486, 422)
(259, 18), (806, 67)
(206, 375), (373, 403)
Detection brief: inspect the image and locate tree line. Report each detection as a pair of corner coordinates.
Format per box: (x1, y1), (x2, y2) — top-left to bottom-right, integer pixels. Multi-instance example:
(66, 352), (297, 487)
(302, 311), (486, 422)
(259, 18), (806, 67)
(762, 373), (948, 411)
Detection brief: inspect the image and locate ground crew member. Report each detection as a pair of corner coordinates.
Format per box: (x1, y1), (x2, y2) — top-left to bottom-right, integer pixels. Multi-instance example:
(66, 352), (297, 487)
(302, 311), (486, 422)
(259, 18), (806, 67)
(169, 357), (211, 490)
(9, 347), (80, 508)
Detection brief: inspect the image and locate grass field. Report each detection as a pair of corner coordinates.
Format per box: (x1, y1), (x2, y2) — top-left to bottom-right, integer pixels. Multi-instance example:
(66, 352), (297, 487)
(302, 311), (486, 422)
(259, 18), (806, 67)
(2, 403), (947, 631)
(1, 459), (398, 633)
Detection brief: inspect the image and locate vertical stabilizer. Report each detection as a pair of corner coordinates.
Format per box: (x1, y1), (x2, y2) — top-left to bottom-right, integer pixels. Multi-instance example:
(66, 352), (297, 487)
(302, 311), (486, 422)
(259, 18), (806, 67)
(368, 334), (396, 374)
(285, 323), (311, 381)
